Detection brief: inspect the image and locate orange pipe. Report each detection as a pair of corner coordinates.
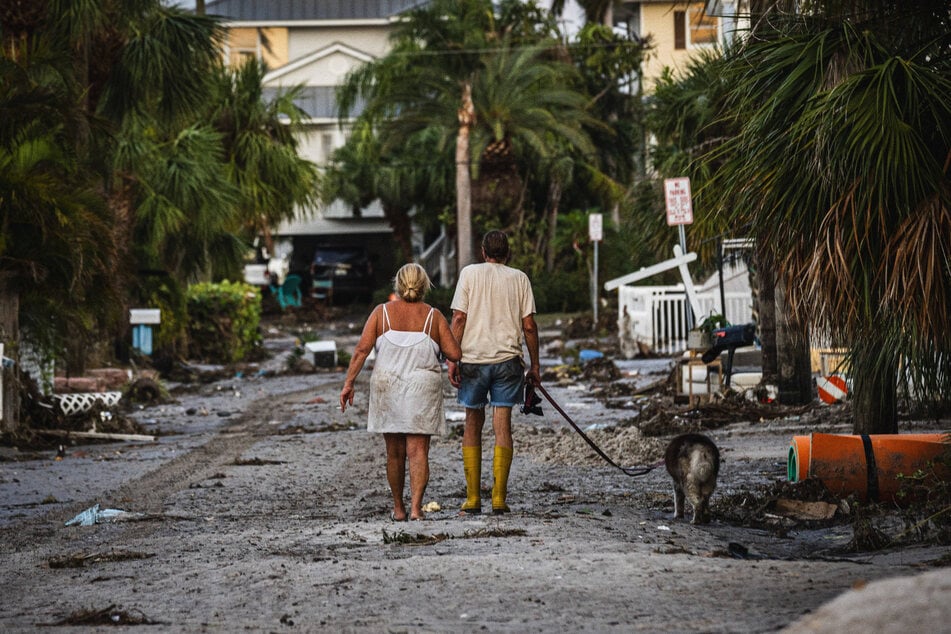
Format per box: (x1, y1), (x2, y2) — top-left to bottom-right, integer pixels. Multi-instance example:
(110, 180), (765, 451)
(787, 433), (949, 502)
(788, 435), (811, 482)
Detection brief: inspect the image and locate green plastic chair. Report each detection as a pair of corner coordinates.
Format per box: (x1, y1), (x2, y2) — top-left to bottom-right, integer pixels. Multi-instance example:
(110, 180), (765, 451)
(273, 274), (303, 310)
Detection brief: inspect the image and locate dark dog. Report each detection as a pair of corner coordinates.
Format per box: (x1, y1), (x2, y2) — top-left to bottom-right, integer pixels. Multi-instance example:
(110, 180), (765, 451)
(664, 433), (720, 524)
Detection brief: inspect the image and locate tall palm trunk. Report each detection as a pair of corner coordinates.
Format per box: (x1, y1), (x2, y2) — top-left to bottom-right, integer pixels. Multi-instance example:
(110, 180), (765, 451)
(754, 245), (777, 388)
(381, 203), (415, 264)
(544, 178), (563, 272)
(0, 273), (19, 431)
(775, 276), (813, 405)
(456, 80), (475, 270)
(851, 337), (899, 434)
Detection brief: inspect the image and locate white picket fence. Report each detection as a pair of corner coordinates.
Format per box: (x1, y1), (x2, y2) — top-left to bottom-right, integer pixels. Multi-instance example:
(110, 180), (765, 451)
(617, 285), (753, 356)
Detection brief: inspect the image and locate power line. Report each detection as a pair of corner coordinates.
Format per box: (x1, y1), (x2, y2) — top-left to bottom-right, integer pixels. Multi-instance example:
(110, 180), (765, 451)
(381, 38), (648, 59)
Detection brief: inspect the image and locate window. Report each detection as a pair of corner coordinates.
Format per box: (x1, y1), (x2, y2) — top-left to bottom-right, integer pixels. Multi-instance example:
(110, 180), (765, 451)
(321, 134), (335, 161)
(674, 11), (686, 49)
(674, 6), (718, 50)
(227, 28), (260, 67)
(230, 50), (256, 67)
(690, 8), (718, 46)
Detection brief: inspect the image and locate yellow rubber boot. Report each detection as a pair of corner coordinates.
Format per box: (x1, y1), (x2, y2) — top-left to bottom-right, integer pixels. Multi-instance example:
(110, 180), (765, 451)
(460, 445), (482, 514)
(491, 446), (513, 515)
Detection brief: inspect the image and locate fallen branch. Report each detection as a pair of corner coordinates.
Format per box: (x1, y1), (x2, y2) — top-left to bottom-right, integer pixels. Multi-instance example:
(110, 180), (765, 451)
(32, 429), (156, 442)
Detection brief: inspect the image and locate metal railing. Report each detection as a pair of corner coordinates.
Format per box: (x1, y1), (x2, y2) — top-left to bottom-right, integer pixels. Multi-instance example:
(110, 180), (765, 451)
(416, 226), (457, 287)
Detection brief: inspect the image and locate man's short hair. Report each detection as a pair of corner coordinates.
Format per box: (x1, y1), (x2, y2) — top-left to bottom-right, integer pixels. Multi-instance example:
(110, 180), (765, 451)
(482, 230), (510, 261)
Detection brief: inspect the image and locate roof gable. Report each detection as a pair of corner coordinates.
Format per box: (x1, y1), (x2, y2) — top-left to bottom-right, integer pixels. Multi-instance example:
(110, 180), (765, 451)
(264, 42), (373, 84)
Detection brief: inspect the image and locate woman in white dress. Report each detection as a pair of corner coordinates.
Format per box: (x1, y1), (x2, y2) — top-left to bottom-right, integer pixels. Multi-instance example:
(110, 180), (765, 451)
(340, 263), (461, 521)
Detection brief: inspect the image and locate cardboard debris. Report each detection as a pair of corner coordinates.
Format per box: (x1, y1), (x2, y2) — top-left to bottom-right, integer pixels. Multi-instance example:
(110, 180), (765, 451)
(773, 498), (838, 521)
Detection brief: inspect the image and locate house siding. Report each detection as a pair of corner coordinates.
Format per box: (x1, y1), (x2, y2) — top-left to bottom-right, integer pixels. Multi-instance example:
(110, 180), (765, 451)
(639, 2), (712, 90)
(287, 27), (390, 60)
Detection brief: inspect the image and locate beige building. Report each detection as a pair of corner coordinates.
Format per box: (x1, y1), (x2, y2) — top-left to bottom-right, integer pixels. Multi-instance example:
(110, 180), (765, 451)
(615, 1), (748, 91)
(207, 0), (424, 284)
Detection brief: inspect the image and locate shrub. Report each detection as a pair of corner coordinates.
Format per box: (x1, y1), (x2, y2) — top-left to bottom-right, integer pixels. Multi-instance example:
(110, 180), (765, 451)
(132, 272), (188, 364)
(186, 281), (262, 364)
(531, 271), (589, 314)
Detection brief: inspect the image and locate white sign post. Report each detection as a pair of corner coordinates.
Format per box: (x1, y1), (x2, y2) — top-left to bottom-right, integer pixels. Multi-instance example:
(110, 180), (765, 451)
(589, 213), (603, 327)
(664, 177), (695, 329)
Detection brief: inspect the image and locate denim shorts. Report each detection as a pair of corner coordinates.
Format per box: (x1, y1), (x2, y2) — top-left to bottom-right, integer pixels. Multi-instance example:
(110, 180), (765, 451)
(457, 357), (525, 408)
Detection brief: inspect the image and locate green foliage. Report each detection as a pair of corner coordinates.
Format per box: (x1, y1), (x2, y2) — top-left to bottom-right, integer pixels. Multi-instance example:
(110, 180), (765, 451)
(133, 274), (189, 362)
(695, 4), (951, 429)
(3, 2), (318, 379)
(697, 313), (729, 335)
(425, 286), (456, 320)
(531, 271), (589, 314)
(333, 0), (643, 274)
(185, 281), (262, 364)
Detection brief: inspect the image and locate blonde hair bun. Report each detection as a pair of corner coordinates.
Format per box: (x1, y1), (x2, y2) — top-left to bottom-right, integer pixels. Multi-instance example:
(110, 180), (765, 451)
(394, 263), (431, 302)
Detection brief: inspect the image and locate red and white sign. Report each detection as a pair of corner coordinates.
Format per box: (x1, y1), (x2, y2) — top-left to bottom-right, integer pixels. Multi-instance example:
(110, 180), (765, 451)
(817, 375), (848, 404)
(664, 177), (693, 226)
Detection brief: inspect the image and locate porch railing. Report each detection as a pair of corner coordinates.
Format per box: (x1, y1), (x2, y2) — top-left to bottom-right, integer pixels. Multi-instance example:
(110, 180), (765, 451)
(618, 285), (753, 356)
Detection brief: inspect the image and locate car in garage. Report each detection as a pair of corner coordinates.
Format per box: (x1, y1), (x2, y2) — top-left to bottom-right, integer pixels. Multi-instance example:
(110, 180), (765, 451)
(310, 245), (374, 302)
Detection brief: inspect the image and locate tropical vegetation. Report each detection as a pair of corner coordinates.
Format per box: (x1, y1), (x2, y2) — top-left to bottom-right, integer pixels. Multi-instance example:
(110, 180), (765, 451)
(645, 1), (951, 432)
(330, 0), (650, 289)
(0, 0), (317, 376)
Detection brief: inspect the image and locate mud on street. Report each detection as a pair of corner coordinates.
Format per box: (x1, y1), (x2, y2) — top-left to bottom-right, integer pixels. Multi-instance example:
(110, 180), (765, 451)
(0, 314), (949, 632)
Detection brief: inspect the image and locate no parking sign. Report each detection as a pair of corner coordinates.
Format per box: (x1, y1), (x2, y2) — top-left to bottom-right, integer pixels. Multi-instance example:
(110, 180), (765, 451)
(664, 177), (693, 226)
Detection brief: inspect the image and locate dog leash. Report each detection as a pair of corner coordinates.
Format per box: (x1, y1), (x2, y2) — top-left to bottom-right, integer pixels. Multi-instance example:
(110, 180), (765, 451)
(529, 383), (662, 477)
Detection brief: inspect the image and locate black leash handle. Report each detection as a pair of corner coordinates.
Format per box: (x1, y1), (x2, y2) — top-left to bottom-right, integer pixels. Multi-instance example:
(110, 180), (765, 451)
(534, 383), (661, 477)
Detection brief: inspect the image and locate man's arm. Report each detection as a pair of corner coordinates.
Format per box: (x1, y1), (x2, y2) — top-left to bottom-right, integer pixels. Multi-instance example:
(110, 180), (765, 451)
(447, 310), (467, 388)
(522, 314), (540, 386)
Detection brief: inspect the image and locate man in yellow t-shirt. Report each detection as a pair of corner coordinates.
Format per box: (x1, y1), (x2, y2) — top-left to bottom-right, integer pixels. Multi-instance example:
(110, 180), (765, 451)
(448, 230), (541, 515)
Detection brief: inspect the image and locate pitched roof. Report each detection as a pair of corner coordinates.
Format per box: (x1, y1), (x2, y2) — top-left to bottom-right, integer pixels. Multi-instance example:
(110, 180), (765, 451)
(205, 0), (427, 22)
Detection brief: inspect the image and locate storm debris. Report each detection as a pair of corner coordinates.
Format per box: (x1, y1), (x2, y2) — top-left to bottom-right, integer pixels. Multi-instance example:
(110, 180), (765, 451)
(48, 550), (155, 569)
(48, 604), (163, 626)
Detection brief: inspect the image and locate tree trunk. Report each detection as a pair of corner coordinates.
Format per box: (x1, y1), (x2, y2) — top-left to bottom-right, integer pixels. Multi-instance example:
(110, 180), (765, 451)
(544, 178), (562, 272)
(0, 272), (19, 432)
(755, 246), (777, 388)
(851, 338), (899, 434)
(456, 81), (475, 271)
(775, 276), (813, 405)
(381, 202), (415, 265)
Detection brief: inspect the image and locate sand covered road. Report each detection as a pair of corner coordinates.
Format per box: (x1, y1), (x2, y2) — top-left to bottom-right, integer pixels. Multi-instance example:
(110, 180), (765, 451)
(1, 362), (948, 632)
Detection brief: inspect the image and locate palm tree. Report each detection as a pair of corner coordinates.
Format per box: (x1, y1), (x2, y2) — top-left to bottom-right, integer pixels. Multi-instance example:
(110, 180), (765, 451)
(0, 23), (119, 380)
(703, 3), (951, 432)
(551, 0), (616, 26)
(323, 120), (453, 264)
(468, 35), (604, 227)
(205, 59), (320, 274)
(338, 0), (494, 270)
(339, 0), (607, 272)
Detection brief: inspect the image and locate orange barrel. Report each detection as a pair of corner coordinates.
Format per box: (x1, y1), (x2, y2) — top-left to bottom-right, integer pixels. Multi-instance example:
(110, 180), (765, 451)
(798, 433), (949, 502)
(787, 435), (811, 482)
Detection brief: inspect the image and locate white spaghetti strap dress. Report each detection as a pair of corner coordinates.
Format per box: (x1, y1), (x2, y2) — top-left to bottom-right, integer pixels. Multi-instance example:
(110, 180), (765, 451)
(367, 305), (446, 436)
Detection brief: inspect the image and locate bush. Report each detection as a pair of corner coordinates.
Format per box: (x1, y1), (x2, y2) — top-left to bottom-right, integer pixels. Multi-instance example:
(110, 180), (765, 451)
(531, 271), (589, 314)
(186, 281), (262, 364)
(132, 272), (188, 364)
